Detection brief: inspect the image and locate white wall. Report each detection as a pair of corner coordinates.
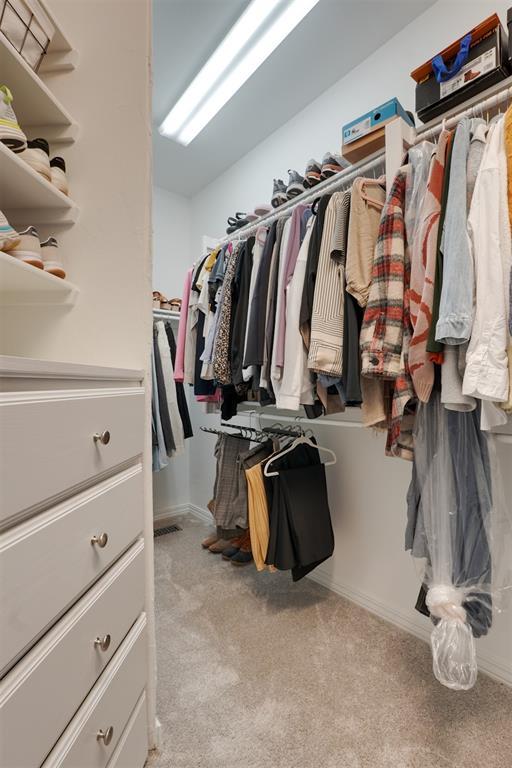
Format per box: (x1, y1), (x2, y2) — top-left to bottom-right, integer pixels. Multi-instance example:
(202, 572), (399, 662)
(153, 186), (192, 299)
(179, 0), (512, 685)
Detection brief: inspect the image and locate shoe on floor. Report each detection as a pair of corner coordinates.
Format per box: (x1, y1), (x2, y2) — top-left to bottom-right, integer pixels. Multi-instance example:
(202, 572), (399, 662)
(20, 138), (51, 181)
(286, 169), (305, 199)
(209, 537), (237, 554)
(271, 179), (287, 208)
(320, 151), (349, 179)
(50, 156), (69, 195)
(8, 226), (43, 269)
(41, 236), (66, 278)
(303, 158), (322, 188)
(221, 534), (246, 560)
(231, 548), (253, 566)
(0, 209), (20, 251)
(201, 533), (219, 549)
(0, 85), (27, 153)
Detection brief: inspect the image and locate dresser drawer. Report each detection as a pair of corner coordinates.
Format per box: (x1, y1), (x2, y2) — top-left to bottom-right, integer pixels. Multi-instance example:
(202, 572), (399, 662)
(0, 387), (145, 527)
(0, 542), (145, 768)
(42, 614), (147, 768)
(106, 693), (148, 768)
(0, 465), (143, 675)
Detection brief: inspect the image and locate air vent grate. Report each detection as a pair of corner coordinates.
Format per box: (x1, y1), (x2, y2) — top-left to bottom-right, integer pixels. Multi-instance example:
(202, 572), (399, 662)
(154, 524), (182, 538)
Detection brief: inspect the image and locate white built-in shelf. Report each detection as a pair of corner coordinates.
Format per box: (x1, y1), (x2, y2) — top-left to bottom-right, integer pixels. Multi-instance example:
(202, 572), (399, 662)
(0, 35), (77, 144)
(0, 252), (78, 306)
(0, 141), (78, 226)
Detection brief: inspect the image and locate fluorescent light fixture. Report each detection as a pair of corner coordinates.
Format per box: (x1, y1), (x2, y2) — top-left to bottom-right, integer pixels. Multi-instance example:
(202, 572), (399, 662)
(159, 0), (320, 146)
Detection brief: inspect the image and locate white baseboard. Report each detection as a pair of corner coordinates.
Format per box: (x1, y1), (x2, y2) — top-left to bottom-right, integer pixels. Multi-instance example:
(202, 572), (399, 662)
(308, 568), (512, 687)
(154, 503), (213, 526)
(155, 503), (511, 687)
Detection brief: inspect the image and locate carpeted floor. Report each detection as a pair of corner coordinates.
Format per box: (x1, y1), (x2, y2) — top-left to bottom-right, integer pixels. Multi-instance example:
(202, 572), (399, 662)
(147, 514), (512, 768)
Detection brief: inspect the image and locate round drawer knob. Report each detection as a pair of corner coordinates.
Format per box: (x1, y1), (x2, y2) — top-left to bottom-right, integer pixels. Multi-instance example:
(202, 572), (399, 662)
(97, 726), (114, 746)
(91, 532), (109, 548)
(93, 430), (111, 445)
(94, 634), (111, 652)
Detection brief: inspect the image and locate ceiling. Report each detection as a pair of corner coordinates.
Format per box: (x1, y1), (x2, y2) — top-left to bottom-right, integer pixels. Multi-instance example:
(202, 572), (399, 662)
(153, 0), (432, 197)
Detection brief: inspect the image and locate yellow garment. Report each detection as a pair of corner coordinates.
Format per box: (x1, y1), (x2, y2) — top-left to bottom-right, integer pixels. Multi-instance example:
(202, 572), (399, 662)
(505, 106), (512, 231)
(245, 462), (275, 572)
(204, 248), (219, 272)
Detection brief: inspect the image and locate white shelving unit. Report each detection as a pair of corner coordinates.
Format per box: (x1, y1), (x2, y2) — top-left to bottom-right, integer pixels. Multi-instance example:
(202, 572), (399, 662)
(0, 141), (78, 225)
(0, 35), (77, 144)
(1, 4), (79, 308)
(0, 252), (78, 305)
(153, 308), (180, 321)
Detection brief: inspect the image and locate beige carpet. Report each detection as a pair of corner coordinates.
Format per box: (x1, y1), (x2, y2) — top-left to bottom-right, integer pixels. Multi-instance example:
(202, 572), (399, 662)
(148, 513), (512, 768)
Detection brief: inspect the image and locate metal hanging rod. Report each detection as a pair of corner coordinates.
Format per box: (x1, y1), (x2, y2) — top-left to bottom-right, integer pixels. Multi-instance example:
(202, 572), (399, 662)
(214, 149), (386, 247)
(153, 308), (180, 321)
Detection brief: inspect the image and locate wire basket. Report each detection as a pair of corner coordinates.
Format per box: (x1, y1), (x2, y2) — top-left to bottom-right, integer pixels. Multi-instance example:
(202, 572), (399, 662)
(0, 0), (55, 72)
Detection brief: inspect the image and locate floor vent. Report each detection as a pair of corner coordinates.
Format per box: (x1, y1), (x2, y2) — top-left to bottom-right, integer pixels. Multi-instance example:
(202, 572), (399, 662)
(154, 524), (182, 538)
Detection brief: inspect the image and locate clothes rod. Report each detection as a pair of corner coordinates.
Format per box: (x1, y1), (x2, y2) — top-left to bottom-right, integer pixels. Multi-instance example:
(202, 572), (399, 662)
(214, 150), (386, 247)
(242, 411), (364, 430)
(242, 410), (512, 441)
(153, 309), (180, 320)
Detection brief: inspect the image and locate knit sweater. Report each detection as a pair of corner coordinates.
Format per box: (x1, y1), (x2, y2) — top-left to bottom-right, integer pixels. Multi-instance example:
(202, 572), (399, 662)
(408, 129), (449, 402)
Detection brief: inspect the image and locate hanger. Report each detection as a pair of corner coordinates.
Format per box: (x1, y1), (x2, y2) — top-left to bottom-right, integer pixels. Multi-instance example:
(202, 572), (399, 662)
(263, 434), (337, 477)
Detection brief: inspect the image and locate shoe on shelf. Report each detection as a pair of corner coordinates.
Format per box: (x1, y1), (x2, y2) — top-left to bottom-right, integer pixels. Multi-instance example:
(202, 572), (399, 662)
(41, 236), (66, 278)
(320, 152), (350, 180)
(0, 85), (27, 153)
(271, 179), (287, 208)
(254, 203), (272, 217)
(50, 156), (69, 195)
(201, 533), (219, 549)
(286, 169), (305, 199)
(0, 209), (20, 251)
(20, 138), (51, 181)
(303, 158), (322, 188)
(8, 226), (43, 269)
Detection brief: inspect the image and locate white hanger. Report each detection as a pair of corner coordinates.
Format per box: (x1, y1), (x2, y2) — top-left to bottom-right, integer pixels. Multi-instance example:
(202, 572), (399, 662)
(263, 434), (337, 477)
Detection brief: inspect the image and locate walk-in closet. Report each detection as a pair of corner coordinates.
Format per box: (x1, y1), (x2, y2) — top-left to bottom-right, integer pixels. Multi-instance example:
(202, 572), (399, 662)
(2, 1), (512, 767)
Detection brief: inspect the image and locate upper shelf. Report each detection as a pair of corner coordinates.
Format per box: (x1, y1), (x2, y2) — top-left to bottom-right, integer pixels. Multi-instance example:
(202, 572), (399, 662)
(0, 141), (79, 226)
(0, 35), (77, 144)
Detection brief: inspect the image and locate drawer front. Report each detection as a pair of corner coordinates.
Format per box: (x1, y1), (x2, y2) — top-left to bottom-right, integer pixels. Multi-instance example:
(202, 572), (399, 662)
(0, 542), (145, 768)
(0, 465), (143, 674)
(42, 614), (147, 768)
(106, 693), (148, 768)
(0, 387), (145, 527)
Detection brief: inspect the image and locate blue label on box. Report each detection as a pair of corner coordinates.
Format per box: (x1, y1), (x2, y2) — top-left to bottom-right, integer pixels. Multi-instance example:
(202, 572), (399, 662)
(342, 98), (411, 145)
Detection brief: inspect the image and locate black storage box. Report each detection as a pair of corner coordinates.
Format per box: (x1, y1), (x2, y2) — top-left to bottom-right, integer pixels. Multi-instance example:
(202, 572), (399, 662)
(411, 14), (510, 123)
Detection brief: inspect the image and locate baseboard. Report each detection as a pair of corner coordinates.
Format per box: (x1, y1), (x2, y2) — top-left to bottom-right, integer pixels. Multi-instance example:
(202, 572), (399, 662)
(154, 503), (511, 687)
(307, 568), (512, 687)
(153, 503), (212, 527)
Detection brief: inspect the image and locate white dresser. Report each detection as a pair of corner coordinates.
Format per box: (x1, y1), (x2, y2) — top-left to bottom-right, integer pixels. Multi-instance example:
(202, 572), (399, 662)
(0, 356), (149, 768)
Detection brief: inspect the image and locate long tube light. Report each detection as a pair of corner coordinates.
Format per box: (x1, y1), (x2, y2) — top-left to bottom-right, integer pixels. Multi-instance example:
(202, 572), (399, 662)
(159, 0), (320, 146)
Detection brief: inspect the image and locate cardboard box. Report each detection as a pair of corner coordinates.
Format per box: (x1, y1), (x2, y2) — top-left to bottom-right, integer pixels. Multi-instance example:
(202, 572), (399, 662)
(411, 14), (510, 123)
(342, 98), (412, 146)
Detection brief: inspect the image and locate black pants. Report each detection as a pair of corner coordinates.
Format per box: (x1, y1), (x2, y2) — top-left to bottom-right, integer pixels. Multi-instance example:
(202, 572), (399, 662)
(264, 443), (334, 581)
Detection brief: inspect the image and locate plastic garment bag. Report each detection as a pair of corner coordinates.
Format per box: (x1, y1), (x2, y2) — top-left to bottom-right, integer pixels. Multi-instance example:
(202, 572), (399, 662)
(406, 392), (512, 690)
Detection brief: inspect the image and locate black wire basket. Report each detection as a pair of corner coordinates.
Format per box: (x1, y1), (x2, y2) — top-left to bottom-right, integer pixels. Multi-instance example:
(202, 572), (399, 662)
(0, 0), (54, 73)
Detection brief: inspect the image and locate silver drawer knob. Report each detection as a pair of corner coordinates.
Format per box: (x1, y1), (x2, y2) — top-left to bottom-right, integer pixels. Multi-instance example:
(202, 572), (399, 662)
(97, 726), (114, 746)
(91, 532), (108, 548)
(94, 634), (111, 652)
(93, 430), (111, 445)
